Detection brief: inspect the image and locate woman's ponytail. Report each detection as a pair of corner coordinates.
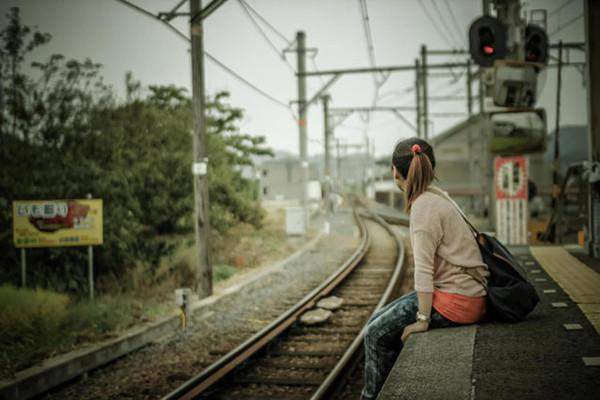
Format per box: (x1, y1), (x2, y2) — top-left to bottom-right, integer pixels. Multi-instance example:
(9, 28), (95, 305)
(391, 140), (436, 213)
(405, 145), (434, 212)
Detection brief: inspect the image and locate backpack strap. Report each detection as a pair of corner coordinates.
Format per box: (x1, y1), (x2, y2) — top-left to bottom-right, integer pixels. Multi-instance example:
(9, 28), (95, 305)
(427, 186), (480, 237)
(427, 186), (488, 288)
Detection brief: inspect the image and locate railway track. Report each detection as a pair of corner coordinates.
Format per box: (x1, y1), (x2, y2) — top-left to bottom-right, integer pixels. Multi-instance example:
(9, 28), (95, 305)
(162, 207), (409, 400)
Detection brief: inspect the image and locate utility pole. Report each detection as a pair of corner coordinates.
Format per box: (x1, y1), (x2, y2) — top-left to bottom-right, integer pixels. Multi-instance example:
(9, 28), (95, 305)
(364, 136), (370, 196)
(415, 58), (422, 137)
(552, 41), (563, 212)
(466, 59), (473, 117)
(296, 31), (309, 232)
(321, 94), (331, 215)
(190, 0), (212, 298)
(420, 45), (429, 140)
(478, 70), (485, 114)
(336, 138), (342, 191)
(585, 0), (600, 257)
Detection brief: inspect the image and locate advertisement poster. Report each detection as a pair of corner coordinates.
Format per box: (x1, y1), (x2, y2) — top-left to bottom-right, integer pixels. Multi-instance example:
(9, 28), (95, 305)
(13, 199), (103, 248)
(495, 156), (528, 245)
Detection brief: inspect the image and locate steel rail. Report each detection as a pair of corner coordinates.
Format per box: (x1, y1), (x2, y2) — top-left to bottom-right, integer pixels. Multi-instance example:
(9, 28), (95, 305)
(309, 208), (409, 400)
(161, 208), (372, 400)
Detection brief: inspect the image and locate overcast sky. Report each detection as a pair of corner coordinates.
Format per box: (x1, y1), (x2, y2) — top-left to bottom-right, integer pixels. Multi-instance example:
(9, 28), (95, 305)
(1, 0), (587, 157)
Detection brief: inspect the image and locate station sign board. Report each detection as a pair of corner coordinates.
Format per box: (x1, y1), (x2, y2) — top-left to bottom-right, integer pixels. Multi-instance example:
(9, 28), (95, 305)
(495, 156), (528, 245)
(13, 199), (103, 248)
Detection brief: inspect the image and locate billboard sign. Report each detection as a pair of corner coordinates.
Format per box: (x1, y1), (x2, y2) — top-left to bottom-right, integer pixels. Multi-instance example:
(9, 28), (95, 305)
(13, 199), (103, 248)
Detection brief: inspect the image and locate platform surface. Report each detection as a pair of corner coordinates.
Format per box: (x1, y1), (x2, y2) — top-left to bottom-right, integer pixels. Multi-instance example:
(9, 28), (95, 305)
(376, 325), (476, 400)
(377, 246), (600, 400)
(531, 246), (600, 334)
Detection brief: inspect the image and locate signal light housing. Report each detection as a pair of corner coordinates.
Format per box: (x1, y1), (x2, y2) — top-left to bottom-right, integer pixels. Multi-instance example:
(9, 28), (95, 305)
(524, 24), (549, 64)
(469, 16), (508, 67)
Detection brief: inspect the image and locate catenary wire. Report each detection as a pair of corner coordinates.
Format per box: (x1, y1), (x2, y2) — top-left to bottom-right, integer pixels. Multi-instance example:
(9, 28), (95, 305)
(549, 13), (583, 36)
(548, 0), (577, 18)
(443, 0), (467, 46)
(236, 0), (296, 73)
(416, 0), (456, 48)
(114, 0), (293, 113)
(238, 0), (292, 45)
(430, 0), (464, 47)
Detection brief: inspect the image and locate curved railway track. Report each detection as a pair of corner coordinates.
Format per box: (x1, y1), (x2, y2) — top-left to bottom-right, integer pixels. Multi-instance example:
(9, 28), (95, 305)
(163, 207), (409, 400)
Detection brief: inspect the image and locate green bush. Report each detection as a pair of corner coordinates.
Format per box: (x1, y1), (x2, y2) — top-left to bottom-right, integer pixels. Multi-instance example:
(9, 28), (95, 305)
(65, 296), (137, 343)
(213, 264), (238, 284)
(0, 9), (272, 292)
(0, 284), (70, 375)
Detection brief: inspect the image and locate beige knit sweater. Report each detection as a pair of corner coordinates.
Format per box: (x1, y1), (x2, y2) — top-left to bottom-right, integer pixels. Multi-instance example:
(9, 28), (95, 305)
(409, 185), (489, 297)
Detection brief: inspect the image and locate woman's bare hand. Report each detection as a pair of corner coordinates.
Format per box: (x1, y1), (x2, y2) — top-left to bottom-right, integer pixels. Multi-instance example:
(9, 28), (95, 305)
(401, 321), (429, 343)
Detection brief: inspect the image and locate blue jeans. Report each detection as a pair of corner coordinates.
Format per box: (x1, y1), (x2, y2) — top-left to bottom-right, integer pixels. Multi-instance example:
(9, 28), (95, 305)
(361, 291), (456, 400)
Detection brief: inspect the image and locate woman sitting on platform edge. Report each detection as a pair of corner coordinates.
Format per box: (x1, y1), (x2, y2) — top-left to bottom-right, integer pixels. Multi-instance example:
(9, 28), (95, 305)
(361, 137), (489, 400)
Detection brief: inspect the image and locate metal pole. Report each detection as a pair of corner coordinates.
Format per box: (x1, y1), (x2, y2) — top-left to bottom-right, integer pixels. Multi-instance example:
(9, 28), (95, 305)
(421, 45), (429, 141)
(552, 41), (563, 212)
(483, 0), (491, 15)
(478, 68), (485, 114)
(190, 0), (212, 297)
(467, 59), (473, 117)
(364, 136), (370, 196)
(86, 193), (94, 300)
(415, 59), (422, 138)
(88, 245), (94, 300)
(336, 138), (342, 192)
(584, 0), (600, 257)
(322, 95), (331, 215)
(20, 248), (26, 288)
(296, 31), (309, 233)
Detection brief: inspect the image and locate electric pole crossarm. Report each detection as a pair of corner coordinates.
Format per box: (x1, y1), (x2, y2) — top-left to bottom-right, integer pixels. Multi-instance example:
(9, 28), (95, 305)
(298, 62), (470, 77)
(427, 49), (469, 55)
(332, 113), (352, 130)
(159, 0), (188, 20)
(301, 74), (341, 113)
(330, 106), (415, 112)
(328, 107), (418, 134)
(391, 110), (417, 133)
(190, 0), (229, 23)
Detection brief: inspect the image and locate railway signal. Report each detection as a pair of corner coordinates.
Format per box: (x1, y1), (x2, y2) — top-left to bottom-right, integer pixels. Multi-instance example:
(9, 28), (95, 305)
(525, 24), (549, 64)
(468, 15), (507, 67)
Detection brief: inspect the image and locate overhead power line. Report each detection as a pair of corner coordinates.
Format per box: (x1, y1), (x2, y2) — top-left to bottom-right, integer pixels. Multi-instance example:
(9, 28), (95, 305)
(241, 0), (326, 87)
(236, 0), (296, 73)
(550, 13), (583, 36)
(443, 0), (466, 46)
(238, 0), (291, 45)
(430, 0), (464, 47)
(114, 0), (292, 112)
(548, 0), (577, 18)
(416, 0), (455, 49)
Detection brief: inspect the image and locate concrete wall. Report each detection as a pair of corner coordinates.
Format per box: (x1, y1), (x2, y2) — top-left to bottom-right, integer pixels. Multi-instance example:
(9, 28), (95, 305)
(257, 158), (319, 201)
(432, 115), (553, 221)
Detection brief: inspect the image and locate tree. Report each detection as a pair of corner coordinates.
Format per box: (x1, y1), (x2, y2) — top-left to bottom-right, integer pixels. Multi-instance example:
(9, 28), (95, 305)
(0, 8), (273, 292)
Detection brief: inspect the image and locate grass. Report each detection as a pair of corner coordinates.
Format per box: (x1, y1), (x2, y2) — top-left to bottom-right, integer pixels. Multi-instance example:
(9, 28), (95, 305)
(0, 284), (171, 379)
(213, 264), (238, 283)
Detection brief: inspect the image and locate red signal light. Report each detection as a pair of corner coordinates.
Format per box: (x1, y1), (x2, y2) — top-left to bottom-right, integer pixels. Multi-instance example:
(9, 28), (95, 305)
(483, 45), (495, 55)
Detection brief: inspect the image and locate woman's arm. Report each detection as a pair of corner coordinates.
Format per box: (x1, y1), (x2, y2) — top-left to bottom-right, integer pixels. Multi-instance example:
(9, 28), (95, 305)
(417, 290), (433, 317)
(400, 291), (433, 342)
(403, 200), (442, 343)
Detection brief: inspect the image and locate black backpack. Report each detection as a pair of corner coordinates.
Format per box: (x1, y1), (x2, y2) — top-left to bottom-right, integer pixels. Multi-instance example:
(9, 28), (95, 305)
(428, 187), (540, 322)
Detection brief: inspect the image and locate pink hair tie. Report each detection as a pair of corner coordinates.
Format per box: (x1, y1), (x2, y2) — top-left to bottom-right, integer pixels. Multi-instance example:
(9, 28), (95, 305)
(411, 144), (422, 154)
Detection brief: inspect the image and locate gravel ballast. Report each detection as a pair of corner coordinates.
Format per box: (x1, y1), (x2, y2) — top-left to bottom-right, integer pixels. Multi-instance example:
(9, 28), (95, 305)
(44, 211), (359, 400)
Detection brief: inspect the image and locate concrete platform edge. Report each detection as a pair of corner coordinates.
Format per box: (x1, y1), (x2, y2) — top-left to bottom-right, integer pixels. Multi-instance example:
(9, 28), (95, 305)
(377, 325), (477, 400)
